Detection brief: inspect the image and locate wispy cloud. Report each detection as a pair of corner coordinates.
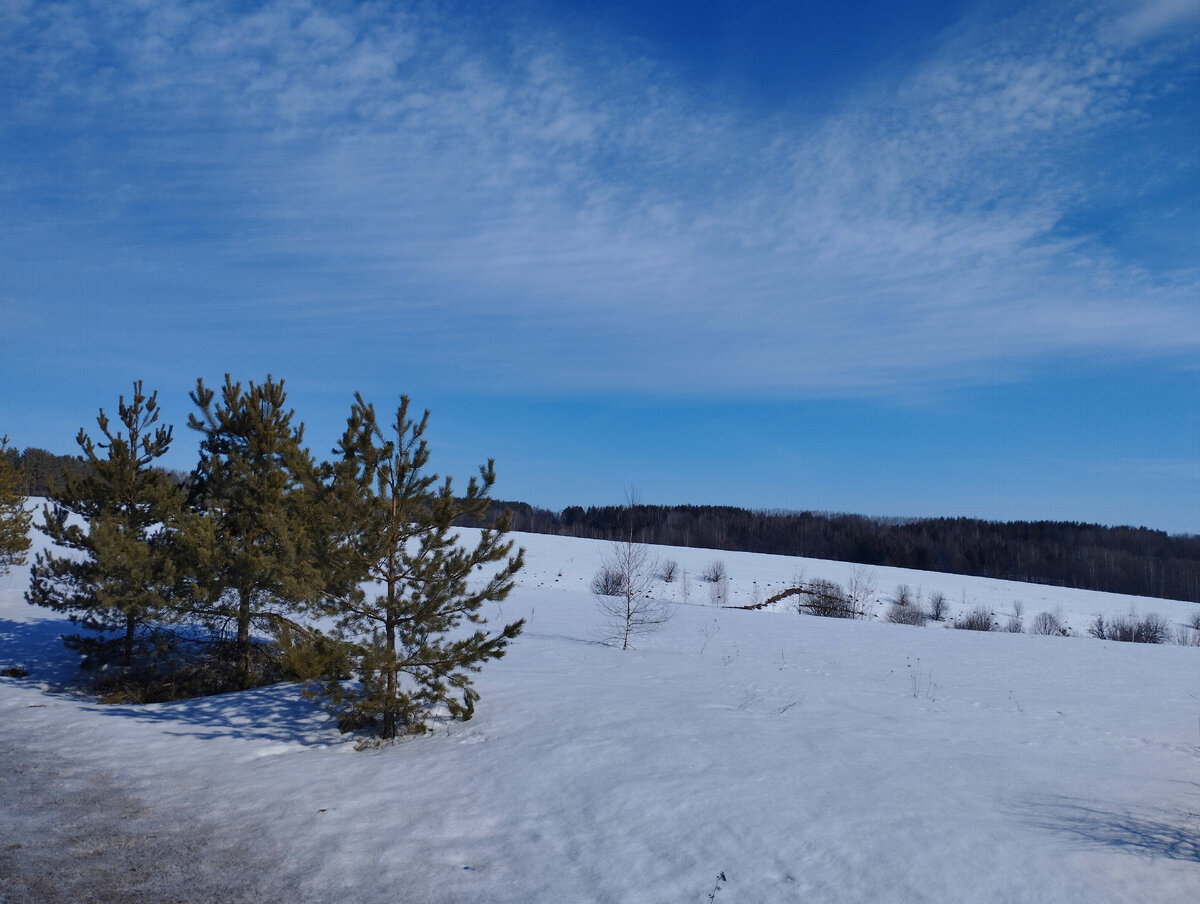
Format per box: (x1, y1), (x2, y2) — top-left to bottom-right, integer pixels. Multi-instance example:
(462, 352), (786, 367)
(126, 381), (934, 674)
(1, 0), (1196, 395)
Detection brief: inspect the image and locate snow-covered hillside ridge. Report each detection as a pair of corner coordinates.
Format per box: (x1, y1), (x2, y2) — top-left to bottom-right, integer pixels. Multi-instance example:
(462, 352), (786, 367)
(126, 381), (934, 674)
(2, 527), (1198, 903)
(515, 529), (1200, 637)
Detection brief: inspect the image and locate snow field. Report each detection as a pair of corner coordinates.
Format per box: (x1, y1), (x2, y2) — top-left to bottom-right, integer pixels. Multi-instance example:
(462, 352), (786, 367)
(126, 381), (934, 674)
(1, 528), (1198, 902)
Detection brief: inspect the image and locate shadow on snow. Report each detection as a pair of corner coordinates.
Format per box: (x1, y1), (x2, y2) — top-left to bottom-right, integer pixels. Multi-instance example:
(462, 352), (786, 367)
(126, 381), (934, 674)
(1024, 795), (1200, 863)
(0, 616), (339, 748)
(89, 682), (340, 748)
(0, 616), (84, 689)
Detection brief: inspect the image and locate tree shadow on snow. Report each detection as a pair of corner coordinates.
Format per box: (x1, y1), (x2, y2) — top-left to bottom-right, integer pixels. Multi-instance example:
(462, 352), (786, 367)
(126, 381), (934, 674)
(87, 681), (340, 748)
(1023, 795), (1200, 863)
(0, 616), (84, 689)
(524, 629), (610, 647)
(0, 616), (339, 747)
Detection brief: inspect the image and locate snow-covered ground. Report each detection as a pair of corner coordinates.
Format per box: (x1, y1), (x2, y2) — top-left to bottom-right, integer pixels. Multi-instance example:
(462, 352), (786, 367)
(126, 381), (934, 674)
(2, 527), (1198, 903)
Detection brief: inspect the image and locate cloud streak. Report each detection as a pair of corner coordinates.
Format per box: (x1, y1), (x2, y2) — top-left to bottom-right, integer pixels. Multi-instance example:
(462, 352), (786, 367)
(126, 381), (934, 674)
(1, 0), (1197, 395)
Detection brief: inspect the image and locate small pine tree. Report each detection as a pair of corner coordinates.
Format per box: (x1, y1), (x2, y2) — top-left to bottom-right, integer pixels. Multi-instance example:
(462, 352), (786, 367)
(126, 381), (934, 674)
(185, 375), (326, 687)
(305, 394), (524, 741)
(26, 384), (186, 666)
(0, 436), (32, 576)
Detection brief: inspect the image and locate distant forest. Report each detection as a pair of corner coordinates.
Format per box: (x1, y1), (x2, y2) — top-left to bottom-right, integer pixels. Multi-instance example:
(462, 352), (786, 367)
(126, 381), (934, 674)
(7, 447), (188, 497)
(9, 447), (1198, 604)
(484, 502), (1200, 604)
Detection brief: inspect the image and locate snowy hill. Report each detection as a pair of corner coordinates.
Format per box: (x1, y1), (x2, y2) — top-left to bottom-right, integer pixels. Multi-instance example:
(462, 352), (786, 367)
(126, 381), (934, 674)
(2, 529), (1198, 903)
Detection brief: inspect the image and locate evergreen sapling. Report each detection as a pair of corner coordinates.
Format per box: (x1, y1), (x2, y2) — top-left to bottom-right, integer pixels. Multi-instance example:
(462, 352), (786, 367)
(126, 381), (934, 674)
(27, 383), (187, 667)
(0, 436), (32, 576)
(299, 394), (525, 741)
(185, 375), (326, 687)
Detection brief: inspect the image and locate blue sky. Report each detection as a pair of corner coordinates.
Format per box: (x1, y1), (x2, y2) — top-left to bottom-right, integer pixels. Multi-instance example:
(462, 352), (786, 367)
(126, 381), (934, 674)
(1, 0), (1197, 533)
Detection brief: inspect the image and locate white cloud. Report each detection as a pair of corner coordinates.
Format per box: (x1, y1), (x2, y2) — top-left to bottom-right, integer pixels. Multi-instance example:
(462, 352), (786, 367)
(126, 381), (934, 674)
(1110, 0), (1200, 40)
(1, 0), (1197, 395)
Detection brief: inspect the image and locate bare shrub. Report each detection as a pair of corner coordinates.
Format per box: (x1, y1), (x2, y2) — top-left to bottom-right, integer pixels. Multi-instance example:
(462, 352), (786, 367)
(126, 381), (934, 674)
(1137, 614), (1172, 643)
(845, 566), (876, 614)
(1119, 613), (1168, 643)
(661, 559), (679, 583)
(792, 584), (816, 615)
(1181, 613), (1200, 645)
(798, 579), (866, 619)
(928, 591), (948, 622)
(708, 574), (729, 607)
(893, 584), (916, 607)
(955, 608), (995, 632)
(1088, 612), (1171, 644)
(591, 564), (626, 597)
(886, 603), (926, 626)
(702, 560), (727, 584)
(1005, 615), (1024, 633)
(1030, 611), (1066, 636)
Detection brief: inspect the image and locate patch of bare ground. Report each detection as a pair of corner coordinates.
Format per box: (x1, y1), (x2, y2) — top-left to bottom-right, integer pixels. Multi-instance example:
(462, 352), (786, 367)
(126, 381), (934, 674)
(0, 730), (303, 904)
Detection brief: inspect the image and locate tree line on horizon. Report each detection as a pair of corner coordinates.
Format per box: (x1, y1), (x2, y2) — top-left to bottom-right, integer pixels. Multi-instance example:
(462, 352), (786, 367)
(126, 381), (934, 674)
(8, 441), (1200, 606)
(480, 502), (1200, 604)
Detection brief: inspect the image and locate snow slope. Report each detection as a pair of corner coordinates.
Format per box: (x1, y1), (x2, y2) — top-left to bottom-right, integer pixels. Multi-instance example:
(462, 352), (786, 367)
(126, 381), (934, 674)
(2, 528), (1198, 903)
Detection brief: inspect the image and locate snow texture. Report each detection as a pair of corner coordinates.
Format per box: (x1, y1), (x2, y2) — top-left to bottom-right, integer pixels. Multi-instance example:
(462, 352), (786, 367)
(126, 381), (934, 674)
(2, 523), (1198, 902)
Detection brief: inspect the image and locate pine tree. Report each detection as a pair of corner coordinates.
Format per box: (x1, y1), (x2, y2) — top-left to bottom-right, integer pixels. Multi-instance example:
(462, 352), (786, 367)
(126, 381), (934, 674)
(185, 374), (325, 687)
(26, 384), (186, 666)
(0, 436), (33, 576)
(303, 394), (525, 741)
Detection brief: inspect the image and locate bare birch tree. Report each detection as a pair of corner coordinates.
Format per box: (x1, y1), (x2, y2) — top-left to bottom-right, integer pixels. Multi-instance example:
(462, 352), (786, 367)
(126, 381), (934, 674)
(593, 493), (671, 649)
